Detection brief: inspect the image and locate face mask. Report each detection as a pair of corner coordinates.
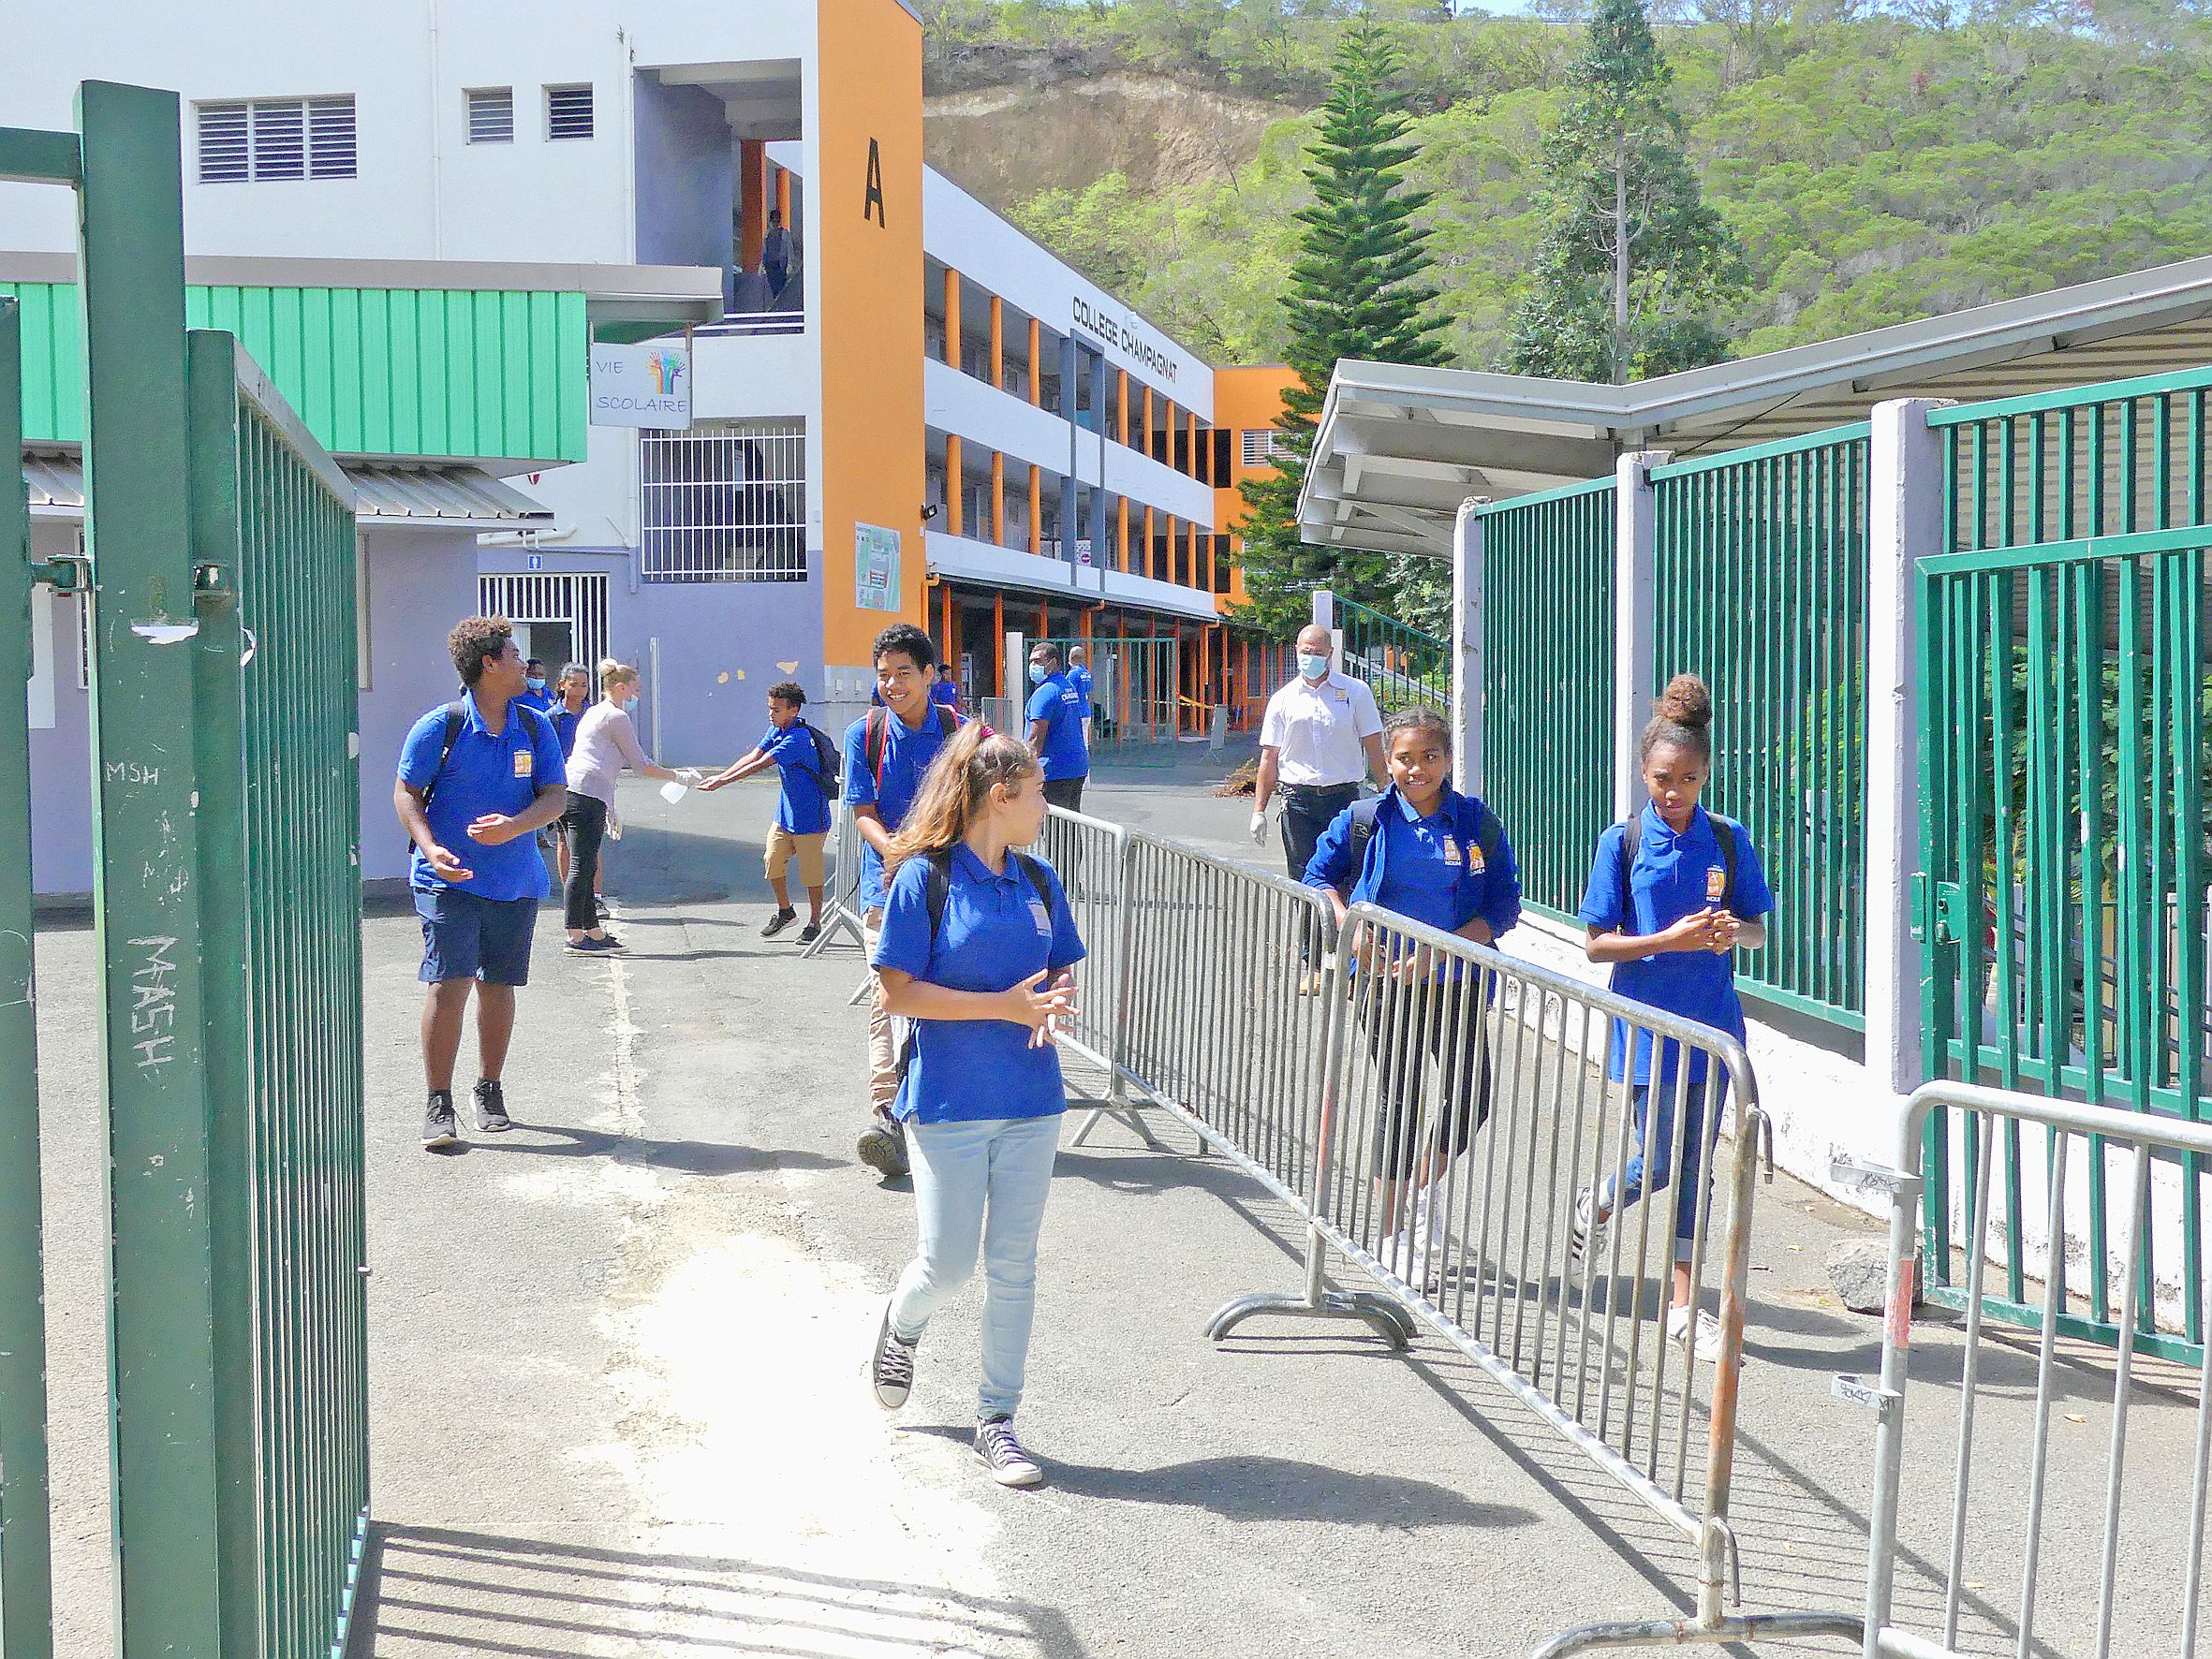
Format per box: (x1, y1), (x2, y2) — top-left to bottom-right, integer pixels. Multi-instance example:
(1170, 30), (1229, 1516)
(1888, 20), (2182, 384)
(1299, 653), (1331, 682)
(1028, 664), (1049, 685)
(526, 677), (546, 693)
(622, 695), (640, 715)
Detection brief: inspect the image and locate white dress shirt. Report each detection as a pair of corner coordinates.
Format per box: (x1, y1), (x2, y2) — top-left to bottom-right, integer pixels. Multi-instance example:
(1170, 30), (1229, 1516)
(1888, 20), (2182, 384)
(1259, 671), (1383, 786)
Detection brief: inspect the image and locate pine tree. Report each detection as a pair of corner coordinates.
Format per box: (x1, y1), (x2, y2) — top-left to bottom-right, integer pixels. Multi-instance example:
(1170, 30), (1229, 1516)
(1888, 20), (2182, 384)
(1506, 0), (1746, 385)
(1235, 18), (1448, 635)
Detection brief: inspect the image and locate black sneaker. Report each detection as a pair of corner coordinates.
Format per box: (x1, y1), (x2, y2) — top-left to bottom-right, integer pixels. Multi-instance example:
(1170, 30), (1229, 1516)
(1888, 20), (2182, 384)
(566, 933), (622, 953)
(975, 1417), (1043, 1488)
(868, 1298), (917, 1410)
(796, 922), (822, 946)
(473, 1079), (512, 1134)
(761, 908), (798, 939)
(856, 1111), (909, 1180)
(422, 1093), (459, 1150)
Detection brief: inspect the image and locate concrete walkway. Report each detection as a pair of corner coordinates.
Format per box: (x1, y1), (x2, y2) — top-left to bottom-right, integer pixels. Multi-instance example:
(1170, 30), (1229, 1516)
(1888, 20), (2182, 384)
(27, 751), (2205, 1657)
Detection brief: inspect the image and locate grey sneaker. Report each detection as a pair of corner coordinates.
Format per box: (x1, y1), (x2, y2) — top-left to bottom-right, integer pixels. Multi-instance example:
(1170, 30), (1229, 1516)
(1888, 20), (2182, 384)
(857, 1111), (910, 1180)
(1571, 1185), (1607, 1270)
(975, 1417), (1043, 1488)
(422, 1093), (459, 1150)
(868, 1298), (917, 1410)
(472, 1079), (511, 1134)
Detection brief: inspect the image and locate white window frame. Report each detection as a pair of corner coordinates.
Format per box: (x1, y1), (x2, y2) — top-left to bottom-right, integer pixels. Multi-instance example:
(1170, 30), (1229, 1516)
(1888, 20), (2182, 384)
(1241, 429), (1277, 468)
(465, 86), (514, 145)
(195, 95), (356, 183)
(545, 83), (594, 141)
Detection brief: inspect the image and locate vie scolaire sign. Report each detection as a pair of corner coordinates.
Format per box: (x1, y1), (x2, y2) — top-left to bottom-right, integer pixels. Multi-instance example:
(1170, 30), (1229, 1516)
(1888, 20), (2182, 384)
(589, 342), (692, 430)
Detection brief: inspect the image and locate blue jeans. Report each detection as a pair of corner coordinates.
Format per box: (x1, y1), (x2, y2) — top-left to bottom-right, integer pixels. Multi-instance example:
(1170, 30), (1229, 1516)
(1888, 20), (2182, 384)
(1602, 1079), (1718, 1265)
(890, 1113), (1062, 1421)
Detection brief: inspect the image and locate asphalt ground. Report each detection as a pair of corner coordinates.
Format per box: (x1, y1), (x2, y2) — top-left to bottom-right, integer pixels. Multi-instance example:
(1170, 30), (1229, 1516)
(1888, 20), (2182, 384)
(25, 742), (2208, 1657)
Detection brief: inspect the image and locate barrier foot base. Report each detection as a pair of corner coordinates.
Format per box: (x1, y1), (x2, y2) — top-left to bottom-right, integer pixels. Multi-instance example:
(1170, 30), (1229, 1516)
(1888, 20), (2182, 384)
(1528, 1610), (1865, 1657)
(802, 902), (866, 960)
(1205, 1289), (1416, 1350)
(1070, 1103), (1171, 1153)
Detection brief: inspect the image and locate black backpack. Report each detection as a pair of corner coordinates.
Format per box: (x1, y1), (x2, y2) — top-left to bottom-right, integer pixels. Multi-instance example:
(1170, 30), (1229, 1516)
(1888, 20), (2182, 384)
(1614, 812), (1738, 921)
(801, 720), (842, 800)
(894, 845), (1056, 1083)
(1336, 795), (1501, 893)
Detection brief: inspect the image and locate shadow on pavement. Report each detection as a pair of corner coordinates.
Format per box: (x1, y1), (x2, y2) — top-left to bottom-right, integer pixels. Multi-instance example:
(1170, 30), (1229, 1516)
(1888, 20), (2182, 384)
(351, 1523), (1086, 1657)
(426, 1120), (845, 1179)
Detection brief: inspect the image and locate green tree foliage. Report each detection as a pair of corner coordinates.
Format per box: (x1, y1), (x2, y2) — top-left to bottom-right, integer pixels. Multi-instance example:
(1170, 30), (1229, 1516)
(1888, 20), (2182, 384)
(1233, 17), (1450, 632)
(1507, 0), (1747, 381)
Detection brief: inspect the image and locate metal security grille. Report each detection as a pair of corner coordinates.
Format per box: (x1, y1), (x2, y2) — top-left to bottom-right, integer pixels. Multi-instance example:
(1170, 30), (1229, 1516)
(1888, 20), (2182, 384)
(1241, 428), (1276, 468)
(465, 87), (513, 144)
(641, 420), (807, 583)
(546, 83), (594, 140)
(478, 572), (610, 673)
(196, 97), (356, 183)
(1480, 479), (1618, 922)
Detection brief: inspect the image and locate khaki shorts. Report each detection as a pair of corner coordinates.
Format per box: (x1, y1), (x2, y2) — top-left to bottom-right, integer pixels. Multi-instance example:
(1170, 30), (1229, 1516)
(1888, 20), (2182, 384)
(765, 826), (828, 888)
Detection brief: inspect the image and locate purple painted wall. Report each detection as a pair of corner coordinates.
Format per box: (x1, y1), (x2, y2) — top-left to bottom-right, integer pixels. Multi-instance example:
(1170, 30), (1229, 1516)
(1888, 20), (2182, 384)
(27, 523), (94, 894)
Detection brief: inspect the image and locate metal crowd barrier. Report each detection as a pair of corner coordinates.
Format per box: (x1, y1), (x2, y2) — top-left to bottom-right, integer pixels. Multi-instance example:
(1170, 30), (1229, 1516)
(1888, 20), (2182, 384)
(802, 796), (873, 1006)
(1845, 1081), (2212, 1659)
(1046, 813), (1856, 1653)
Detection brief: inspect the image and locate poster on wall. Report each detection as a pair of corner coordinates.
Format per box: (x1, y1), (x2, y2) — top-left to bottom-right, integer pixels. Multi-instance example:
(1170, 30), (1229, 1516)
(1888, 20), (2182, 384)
(855, 523), (902, 612)
(588, 341), (692, 430)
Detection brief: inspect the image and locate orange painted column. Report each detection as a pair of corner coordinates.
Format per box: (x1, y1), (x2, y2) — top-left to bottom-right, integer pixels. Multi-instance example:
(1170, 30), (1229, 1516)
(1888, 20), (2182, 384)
(944, 434), (963, 537)
(1116, 371), (1129, 445)
(1143, 507), (1156, 580)
(990, 296), (1004, 389)
(1186, 411), (1199, 478)
(1027, 319), (1042, 406)
(991, 450), (1005, 546)
(1027, 465), (1042, 555)
(1116, 496), (1130, 573)
(1141, 387), (1154, 461)
(1079, 607), (1093, 647)
(738, 139), (768, 272)
(1161, 400), (1176, 467)
(943, 267), (962, 372)
(774, 165), (792, 225)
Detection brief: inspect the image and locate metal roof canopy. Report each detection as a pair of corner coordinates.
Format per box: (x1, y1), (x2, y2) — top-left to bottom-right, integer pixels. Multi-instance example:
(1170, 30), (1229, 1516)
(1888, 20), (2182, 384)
(24, 453), (553, 531)
(1302, 255), (2212, 558)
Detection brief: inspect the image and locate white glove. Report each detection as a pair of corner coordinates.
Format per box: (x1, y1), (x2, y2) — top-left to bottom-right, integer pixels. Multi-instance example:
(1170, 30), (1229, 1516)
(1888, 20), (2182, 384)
(1249, 810), (1268, 844)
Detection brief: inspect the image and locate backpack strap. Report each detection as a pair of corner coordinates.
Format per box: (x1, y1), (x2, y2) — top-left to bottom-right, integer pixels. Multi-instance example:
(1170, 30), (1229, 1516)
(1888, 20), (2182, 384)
(1614, 814), (1642, 928)
(1340, 797), (1384, 893)
(922, 845), (956, 942)
(1711, 815), (1739, 912)
(419, 699), (469, 813)
(865, 706), (887, 786)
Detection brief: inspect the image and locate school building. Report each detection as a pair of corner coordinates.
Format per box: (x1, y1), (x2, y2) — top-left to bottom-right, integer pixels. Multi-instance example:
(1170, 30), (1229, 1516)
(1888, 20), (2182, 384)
(5, 0), (1291, 893)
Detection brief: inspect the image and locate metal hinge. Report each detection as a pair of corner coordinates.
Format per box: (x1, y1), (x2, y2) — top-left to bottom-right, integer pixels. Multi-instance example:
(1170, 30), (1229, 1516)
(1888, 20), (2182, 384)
(28, 552), (88, 593)
(1908, 872), (1929, 942)
(1932, 880), (1970, 945)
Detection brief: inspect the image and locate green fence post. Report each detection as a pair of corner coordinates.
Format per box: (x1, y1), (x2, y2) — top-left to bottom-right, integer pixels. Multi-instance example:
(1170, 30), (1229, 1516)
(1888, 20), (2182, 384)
(74, 81), (224, 1658)
(0, 296), (58, 1659)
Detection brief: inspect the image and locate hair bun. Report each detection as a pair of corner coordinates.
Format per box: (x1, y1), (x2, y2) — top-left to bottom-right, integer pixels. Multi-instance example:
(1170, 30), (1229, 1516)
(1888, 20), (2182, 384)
(1656, 673), (1712, 729)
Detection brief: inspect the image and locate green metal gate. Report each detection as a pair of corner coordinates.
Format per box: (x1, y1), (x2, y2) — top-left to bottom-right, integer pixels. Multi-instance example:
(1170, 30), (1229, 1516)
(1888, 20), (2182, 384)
(4, 82), (368, 1657)
(1917, 372), (2211, 1362)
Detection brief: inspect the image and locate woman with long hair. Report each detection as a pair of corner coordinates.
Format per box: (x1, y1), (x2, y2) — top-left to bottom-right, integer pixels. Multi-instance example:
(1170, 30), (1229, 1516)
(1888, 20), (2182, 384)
(561, 658), (686, 951)
(1572, 674), (1773, 1363)
(863, 723), (1083, 1488)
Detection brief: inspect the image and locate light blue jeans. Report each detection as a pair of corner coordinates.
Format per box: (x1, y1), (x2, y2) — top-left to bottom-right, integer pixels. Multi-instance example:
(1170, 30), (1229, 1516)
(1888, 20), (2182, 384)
(890, 1112), (1063, 1421)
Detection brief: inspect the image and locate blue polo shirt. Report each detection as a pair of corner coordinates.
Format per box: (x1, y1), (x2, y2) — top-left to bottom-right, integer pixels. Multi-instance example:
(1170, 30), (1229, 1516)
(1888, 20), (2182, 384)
(550, 704), (584, 758)
(398, 697), (567, 903)
(1069, 666), (1094, 708)
(842, 705), (962, 908)
(758, 721), (832, 835)
(930, 679), (960, 710)
(1304, 785), (1520, 979)
(871, 844), (1086, 1124)
(518, 684), (555, 718)
(1577, 802), (1774, 1088)
(1025, 671), (1089, 782)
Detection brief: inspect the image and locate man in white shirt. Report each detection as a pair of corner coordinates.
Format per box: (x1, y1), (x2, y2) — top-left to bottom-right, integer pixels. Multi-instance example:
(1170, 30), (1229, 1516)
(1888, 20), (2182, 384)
(1252, 624), (1387, 923)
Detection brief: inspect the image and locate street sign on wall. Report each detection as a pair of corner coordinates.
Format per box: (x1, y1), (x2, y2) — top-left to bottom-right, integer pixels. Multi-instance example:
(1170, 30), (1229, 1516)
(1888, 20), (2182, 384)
(588, 341), (692, 430)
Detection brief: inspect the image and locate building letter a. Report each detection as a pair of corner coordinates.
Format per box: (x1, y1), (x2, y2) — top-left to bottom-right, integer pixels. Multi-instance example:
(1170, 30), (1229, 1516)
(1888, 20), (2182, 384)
(863, 139), (886, 227)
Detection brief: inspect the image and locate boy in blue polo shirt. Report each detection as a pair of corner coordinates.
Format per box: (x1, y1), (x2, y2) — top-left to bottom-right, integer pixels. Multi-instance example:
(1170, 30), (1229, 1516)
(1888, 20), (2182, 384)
(700, 682), (833, 945)
(394, 617), (568, 1152)
(844, 623), (964, 1181)
(1023, 641), (1089, 812)
(1574, 674), (1773, 1364)
(1305, 703), (1520, 1292)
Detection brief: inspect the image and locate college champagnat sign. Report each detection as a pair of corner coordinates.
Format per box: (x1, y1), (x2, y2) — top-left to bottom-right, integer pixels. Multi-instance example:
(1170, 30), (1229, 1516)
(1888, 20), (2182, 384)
(589, 341), (693, 430)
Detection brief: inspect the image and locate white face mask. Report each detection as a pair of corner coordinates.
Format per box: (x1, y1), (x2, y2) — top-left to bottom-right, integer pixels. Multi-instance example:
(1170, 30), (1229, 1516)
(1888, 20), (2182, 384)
(1298, 653), (1331, 683)
(622, 695), (640, 715)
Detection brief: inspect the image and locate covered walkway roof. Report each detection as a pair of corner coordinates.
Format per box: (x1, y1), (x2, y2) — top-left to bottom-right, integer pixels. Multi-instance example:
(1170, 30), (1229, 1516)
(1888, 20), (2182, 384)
(1301, 255), (2212, 558)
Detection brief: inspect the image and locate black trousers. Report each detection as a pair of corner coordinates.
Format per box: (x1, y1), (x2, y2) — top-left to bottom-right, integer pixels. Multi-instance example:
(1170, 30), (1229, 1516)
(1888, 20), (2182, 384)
(1358, 974), (1494, 1182)
(1280, 782), (1358, 961)
(1043, 775), (1086, 813)
(561, 793), (609, 932)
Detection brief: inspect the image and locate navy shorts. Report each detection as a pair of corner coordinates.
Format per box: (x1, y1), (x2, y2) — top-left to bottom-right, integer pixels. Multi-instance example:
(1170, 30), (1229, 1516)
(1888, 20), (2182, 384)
(414, 888), (539, 987)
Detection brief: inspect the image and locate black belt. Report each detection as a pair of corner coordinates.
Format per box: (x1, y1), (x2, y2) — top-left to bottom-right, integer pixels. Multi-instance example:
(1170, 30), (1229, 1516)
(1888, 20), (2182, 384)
(1280, 782), (1360, 803)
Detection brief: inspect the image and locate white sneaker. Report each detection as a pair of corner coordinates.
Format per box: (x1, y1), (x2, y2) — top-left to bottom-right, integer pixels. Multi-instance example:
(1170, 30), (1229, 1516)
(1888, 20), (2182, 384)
(1570, 1185), (1607, 1269)
(1668, 1303), (1727, 1365)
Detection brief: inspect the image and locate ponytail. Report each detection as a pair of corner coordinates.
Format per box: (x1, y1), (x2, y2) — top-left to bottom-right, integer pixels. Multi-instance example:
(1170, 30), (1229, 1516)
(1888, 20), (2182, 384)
(1640, 672), (1713, 766)
(884, 723), (1040, 878)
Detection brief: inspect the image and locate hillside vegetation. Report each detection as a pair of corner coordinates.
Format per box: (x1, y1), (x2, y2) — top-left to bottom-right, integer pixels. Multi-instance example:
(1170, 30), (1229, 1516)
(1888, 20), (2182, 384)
(921, 1), (2212, 370)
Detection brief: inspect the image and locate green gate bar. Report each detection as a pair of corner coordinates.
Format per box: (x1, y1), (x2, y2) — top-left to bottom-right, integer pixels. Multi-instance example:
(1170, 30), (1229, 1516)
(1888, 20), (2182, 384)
(1335, 595), (1448, 714)
(1477, 477), (1616, 921)
(1920, 366), (2212, 1364)
(0, 298), (57, 1659)
(1650, 427), (1872, 1031)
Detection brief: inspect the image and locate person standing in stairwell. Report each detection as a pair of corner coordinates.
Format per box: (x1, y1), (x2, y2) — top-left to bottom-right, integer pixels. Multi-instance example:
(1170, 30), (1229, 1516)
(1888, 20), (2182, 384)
(761, 209), (791, 302)
(1572, 674), (1773, 1365)
(393, 618), (569, 1151)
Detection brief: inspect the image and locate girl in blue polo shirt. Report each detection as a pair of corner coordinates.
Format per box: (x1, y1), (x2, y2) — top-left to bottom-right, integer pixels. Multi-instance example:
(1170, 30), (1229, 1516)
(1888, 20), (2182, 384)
(864, 723), (1083, 1490)
(1574, 675), (1773, 1364)
(1305, 704), (1521, 1294)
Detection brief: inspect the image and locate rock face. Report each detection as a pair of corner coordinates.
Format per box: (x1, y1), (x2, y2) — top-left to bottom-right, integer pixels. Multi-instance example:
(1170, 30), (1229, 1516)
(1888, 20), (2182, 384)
(924, 73), (1293, 214)
(1827, 1239), (1911, 1315)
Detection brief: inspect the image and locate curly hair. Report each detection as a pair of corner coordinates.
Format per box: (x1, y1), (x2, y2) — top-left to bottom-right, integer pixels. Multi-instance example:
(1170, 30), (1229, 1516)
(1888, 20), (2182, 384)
(1640, 673), (1714, 766)
(871, 622), (936, 672)
(767, 681), (807, 708)
(448, 616), (513, 687)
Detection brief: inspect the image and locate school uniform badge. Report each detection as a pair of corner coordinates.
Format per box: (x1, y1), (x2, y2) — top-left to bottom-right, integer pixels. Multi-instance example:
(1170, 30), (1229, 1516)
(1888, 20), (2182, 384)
(1704, 865), (1727, 902)
(513, 750), (534, 779)
(1028, 899), (1053, 934)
